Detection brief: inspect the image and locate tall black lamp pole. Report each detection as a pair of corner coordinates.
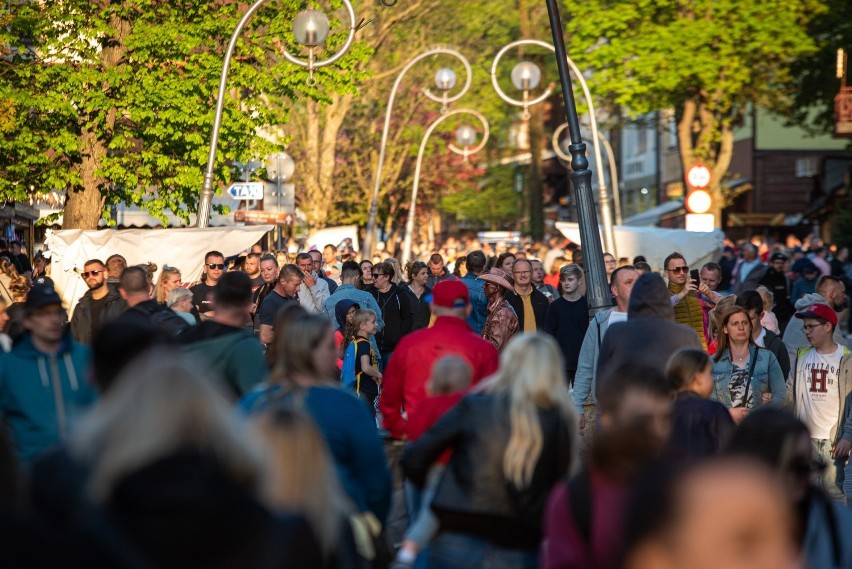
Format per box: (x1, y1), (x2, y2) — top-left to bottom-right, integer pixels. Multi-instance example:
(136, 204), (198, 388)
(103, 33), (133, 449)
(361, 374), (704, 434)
(545, 0), (612, 314)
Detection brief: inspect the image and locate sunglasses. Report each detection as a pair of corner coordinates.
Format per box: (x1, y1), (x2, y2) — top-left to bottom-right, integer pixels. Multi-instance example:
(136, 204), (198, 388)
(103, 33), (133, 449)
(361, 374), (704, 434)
(206, 263), (226, 270)
(372, 272), (385, 278)
(667, 266), (689, 274)
(81, 270), (104, 278)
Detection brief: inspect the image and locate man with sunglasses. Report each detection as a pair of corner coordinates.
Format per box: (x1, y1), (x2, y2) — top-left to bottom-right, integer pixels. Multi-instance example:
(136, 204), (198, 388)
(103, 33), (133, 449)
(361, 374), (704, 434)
(666, 252), (708, 351)
(191, 251), (226, 320)
(790, 302), (852, 503)
(70, 259), (126, 345)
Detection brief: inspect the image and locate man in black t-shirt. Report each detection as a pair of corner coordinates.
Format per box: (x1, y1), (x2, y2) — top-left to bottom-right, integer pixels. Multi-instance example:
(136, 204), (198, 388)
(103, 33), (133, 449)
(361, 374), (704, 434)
(257, 264), (303, 345)
(243, 252), (265, 290)
(191, 250), (225, 320)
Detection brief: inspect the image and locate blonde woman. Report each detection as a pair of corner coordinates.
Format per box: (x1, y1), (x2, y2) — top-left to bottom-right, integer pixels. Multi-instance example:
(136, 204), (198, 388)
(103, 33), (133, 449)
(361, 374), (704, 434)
(401, 333), (577, 569)
(72, 350), (322, 568)
(254, 407), (355, 567)
(155, 265), (182, 304)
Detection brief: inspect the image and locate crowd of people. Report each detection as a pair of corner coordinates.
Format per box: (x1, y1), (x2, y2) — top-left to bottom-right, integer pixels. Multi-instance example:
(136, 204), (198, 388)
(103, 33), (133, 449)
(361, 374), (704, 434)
(0, 232), (850, 568)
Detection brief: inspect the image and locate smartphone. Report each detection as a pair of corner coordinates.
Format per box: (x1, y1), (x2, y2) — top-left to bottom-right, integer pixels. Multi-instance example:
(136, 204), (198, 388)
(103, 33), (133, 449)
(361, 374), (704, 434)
(690, 269), (700, 284)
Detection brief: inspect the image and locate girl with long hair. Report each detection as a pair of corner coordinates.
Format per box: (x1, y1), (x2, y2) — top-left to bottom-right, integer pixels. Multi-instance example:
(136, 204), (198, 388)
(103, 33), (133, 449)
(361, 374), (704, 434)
(155, 266), (182, 304)
(402, 333), (577, 569)
(711, 306), (786, 424)
(239, 313), (392, 528)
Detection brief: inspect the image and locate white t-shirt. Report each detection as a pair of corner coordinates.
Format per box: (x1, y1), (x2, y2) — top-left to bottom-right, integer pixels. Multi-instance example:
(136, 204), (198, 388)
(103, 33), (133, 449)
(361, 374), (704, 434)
(607, 310), (628, 328)
(796, 344), (844, 440)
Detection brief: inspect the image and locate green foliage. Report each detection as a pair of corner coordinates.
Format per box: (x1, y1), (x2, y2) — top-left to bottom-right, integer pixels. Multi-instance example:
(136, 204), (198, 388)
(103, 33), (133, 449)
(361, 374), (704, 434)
(832, 197), (852, 249)
(0, 0), (366, 226)
(563, 0), (825, 123)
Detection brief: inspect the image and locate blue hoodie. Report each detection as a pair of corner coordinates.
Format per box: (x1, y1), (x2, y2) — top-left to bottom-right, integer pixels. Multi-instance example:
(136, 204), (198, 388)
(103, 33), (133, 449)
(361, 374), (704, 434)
(0, 332), (96, 468)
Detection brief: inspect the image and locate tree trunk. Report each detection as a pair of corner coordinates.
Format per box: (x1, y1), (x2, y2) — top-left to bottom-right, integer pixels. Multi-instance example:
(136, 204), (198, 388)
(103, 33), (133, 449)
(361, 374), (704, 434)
(64, 127), (108, 229)
(676, 96), (736, 228)
(63, 9), (130, 230)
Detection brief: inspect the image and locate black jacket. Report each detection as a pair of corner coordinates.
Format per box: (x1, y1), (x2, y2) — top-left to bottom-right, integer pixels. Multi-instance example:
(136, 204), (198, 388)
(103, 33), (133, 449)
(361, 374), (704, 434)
(758, 268), (794, 324)
(401, 284), (431, 332)
(113, 299), (190, 339)
(596, 273), (701, 389)
(764, 329), (791, 379)
(402, 393), (572, 549)
(370, 283), (413, 353)
(507, 288), (549, 331)
(70, 285), (126, 345)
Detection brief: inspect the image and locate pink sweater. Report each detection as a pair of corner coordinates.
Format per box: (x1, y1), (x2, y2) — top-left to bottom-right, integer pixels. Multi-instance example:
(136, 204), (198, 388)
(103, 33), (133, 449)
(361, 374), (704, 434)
(540, 470), (628, 569)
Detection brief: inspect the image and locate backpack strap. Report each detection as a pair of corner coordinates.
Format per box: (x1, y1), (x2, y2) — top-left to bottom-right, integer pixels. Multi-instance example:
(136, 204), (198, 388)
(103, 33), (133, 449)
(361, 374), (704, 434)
(742, 345), (759, 406)
(567, 468), (593, 546)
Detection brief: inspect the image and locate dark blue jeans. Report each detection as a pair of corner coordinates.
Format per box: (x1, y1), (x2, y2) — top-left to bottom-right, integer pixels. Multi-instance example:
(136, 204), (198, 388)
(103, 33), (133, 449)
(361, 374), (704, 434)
(426, 532), (538, 569)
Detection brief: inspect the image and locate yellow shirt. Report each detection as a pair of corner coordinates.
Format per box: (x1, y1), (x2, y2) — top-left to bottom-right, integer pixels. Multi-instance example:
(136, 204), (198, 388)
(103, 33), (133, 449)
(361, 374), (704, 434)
(516, 287), (536, 332)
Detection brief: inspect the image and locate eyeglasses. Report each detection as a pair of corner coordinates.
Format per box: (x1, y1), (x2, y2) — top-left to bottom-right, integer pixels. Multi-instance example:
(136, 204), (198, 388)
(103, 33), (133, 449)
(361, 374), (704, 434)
(666, 266), (689, 274)
(803, 324), (826, 332)
(206, 263), (225, 270)
(372, 272), (386, 278)
(81, 270), (103, 278)
(604, 259), (617, 265)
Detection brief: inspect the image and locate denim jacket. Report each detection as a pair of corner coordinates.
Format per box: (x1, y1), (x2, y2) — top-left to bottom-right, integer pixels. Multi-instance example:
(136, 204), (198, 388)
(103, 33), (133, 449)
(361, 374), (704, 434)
(711, 345), (786, 408)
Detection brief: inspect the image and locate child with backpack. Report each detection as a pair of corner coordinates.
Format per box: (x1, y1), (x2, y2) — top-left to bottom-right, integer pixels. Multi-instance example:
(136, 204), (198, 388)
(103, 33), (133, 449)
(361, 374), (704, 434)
(343, 309), (382, 417)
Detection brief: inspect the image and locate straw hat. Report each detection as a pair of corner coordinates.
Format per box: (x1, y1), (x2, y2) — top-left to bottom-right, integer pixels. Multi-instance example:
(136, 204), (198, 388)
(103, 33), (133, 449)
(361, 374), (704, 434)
(477, 268), (515, 292)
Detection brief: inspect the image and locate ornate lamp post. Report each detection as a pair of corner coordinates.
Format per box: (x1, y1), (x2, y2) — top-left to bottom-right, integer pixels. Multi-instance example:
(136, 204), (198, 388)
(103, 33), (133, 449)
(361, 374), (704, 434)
(363, 48), (473, 258)
(401, 109), (490, 265)
(492, 39), (618, 257)
(553, 123), (623, 226)
(545, 0), (611, 312)
(196, 0), (358, 229)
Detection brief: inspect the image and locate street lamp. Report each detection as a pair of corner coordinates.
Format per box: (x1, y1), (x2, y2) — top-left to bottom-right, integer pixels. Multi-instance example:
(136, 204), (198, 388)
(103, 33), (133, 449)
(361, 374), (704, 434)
(401, 109), (490, 265)
(197, 0), (358, 229)
(363, 48), (473, 258)
(544, 0), (611, 313)
(492, 39), (618, 258)
(553, 123), (623, 226)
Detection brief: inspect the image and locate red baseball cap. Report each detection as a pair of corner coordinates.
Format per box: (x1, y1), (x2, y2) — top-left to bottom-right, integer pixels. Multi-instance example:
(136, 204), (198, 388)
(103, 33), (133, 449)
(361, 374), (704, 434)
(431, 280), (469, 308)
(795, 302), (838, 327)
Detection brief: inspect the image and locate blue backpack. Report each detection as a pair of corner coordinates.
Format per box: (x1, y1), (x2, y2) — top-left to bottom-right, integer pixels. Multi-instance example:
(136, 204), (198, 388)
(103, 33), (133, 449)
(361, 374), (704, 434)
(341, 337), (368, 393)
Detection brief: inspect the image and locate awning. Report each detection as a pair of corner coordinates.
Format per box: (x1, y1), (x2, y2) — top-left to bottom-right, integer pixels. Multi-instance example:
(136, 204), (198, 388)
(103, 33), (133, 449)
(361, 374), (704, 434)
(623, 199), (685, 227)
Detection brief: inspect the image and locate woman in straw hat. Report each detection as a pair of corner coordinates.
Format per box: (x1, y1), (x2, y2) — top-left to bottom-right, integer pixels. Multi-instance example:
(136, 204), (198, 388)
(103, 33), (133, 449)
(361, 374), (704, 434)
(477, 268), (519, 352)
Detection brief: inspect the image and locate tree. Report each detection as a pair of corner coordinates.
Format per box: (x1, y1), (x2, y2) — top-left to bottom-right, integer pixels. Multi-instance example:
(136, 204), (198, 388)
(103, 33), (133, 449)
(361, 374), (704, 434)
(564, 0), (826, 225)
(0, 0), (363, 229)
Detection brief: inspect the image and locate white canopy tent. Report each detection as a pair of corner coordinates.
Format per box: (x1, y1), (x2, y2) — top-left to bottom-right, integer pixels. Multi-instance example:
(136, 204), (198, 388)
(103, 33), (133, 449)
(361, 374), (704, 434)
(45, 226), (272, 317)
(555, 222), (724, 273)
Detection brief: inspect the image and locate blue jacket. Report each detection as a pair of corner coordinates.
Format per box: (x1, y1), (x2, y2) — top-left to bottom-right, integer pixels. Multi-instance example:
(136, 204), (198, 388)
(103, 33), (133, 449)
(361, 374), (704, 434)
(572, 308), (613, 414)
(460, 273), (488, 335)
(239, 385), (392, 522)
(711, 345), (786, 408)
(0, 332), (96, 467)
(323, 284), (383, 358)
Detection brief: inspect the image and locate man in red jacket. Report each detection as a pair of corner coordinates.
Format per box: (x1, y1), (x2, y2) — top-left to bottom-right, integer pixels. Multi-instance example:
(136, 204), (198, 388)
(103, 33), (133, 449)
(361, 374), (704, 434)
(379, 280), (499, 440)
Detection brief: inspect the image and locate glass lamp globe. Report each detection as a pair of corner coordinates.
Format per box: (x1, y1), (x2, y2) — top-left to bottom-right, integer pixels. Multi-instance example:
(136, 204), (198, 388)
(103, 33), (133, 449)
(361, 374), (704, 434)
(455, 124), (477, 148)
(511, 61), (542, 91)
(434, 67), (457, 92)
(293, 9), (330, 48)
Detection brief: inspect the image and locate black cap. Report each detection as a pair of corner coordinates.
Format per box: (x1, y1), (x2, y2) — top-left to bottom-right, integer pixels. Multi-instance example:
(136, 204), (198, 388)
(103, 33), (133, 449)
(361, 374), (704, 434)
(25, 284), (62, 311)
(769, 252), (787, 262)
(32, 275), (54, 287)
